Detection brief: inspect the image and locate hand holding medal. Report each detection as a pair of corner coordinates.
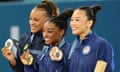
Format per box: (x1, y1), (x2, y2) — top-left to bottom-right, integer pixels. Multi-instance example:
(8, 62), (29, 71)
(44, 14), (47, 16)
(1, 39), (15, 61)
(20, 44), (33, 65)
(49, 46), (63, 61)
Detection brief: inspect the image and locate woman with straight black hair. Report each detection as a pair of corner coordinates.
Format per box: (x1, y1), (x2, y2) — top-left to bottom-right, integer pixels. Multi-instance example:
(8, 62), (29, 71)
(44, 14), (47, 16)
(68, 4), (114, 72)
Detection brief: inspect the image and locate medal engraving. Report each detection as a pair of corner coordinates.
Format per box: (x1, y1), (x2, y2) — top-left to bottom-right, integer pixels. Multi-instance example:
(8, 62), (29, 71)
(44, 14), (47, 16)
(26, 54), (33, 65)
(5, 39), (13, 50)
(56, 52), (60, 58)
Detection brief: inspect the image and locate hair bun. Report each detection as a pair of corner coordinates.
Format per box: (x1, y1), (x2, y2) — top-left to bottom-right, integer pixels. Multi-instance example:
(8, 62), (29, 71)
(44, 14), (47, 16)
(59, 8), (73, 20)
(90, 4), (101, 15)
(41, 0), (47, 3)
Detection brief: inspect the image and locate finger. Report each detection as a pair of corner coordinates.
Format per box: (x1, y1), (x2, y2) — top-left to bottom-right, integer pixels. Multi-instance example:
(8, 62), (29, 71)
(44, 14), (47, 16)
(51, 47), (56, 52)
(50, 54), (55, 60)
(21, 53), (26, 59)
(49, 49), (56, 60)
(49, 47), (55, 57)
(58, 50), (63, 60)
(1, 47), (8, 52)
(26, 49), (30, 53)
(2, 48), (10, 56)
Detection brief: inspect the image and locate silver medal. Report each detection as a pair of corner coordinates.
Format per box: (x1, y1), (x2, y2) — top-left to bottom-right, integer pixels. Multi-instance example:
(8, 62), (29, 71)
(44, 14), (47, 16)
(5, 39), (13, 50)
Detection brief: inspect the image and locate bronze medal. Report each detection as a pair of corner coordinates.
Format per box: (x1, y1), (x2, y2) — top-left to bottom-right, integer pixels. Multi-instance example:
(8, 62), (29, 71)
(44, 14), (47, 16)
(56, 52), (60, 58)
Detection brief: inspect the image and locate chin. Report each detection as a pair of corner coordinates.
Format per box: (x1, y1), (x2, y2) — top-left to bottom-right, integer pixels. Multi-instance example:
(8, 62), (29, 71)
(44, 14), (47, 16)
(31, 30), (38, 33)
(45, 42), (51, 45)
(72, 31), (78, 35)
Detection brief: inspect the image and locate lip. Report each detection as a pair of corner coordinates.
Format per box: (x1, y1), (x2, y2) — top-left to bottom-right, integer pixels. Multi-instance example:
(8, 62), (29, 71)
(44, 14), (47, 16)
(31, 26), (37, 29)
(71, 27), (78, 31)
(44, 38), (51, 42)
(44, 38), (51, 44)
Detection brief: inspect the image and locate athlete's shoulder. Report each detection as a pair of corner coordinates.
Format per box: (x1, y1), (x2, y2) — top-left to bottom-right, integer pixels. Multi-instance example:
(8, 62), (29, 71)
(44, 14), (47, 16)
(20, 32), (31, 40)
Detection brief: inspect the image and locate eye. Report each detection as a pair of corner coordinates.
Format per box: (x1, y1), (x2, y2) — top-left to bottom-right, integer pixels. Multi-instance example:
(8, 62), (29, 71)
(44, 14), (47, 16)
(34, 18), (39, 21)
(48, 30), (53, 33)
(76, 19), (80, 21)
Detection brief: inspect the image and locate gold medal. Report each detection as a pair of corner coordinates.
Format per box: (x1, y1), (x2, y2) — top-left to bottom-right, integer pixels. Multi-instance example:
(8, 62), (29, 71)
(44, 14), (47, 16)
(20, 52), (34, 65)
(26, 53), (34, 65)
(21, 44), (34, 65)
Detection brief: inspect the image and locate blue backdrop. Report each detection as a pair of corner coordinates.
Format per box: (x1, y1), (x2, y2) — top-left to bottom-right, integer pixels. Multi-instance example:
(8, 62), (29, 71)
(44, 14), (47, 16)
(0, 1), (120, 72)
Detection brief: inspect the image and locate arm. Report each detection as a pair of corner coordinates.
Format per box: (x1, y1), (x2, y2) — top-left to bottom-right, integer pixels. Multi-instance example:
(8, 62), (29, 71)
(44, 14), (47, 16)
(94, 40), (114, 72)
(9, 33), (29, 72)
(9, 47), (24, 72)
(1, 46), (24, 72)
(94, 60), (107, 72)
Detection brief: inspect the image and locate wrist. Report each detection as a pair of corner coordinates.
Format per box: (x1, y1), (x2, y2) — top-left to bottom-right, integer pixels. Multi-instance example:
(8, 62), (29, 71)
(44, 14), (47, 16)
(9, 58), (16, 66)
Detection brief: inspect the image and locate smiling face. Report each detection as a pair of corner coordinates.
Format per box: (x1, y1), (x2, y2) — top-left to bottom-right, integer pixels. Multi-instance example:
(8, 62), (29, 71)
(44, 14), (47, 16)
(29, 7), (48, 33)
(42, 21), (63, 46)
(70, 9), (92, 36)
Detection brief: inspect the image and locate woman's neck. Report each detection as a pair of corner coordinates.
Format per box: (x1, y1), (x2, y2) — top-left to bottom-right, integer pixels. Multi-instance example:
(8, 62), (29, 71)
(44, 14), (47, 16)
(79, 29), (91, 40)
(51, 37), (63, 47)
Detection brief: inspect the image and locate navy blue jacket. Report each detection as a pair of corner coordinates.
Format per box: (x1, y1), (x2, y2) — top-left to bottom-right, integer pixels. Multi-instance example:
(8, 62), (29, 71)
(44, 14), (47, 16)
(10, 32), (44, 72)
(36, 39), (70, 72)
(68, 31), (114, 72)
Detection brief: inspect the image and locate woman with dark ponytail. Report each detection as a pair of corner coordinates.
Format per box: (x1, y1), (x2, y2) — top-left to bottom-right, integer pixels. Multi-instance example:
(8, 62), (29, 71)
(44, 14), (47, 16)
(1, 1), (60, 72)
(35, 9), (73, 72)
(68, 5), (114, 72)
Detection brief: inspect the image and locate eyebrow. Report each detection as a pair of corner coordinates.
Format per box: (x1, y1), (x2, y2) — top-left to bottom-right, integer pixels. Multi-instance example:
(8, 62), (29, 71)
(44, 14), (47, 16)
(71, 17), (81, 18)
(47, 28), (55, 30)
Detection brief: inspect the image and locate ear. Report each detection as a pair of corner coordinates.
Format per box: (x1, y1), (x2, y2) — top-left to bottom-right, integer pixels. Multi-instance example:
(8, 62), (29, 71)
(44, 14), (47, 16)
(59, 30), (64, 37)
(87, 20), (93, 28)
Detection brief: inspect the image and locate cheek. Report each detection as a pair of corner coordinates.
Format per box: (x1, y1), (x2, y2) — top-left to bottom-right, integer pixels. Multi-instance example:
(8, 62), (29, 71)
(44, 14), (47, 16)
(51, 33), (57, 38)
(36, 21), (44, 29)
(51, 33), (59, 41)
(37, 21), (43, 26)
(75, 23), (85, 34)
(46, 32), (56, 39)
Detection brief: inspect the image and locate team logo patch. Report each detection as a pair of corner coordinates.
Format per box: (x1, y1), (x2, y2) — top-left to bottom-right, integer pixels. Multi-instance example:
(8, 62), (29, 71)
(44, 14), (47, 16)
(82, 45), (91, 55)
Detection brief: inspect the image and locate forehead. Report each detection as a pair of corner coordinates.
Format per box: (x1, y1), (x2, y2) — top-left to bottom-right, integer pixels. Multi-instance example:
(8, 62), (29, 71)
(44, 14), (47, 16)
(30, 8), (47, 16)
(72, 9), (86, 18)
(44, 21), (57, 28)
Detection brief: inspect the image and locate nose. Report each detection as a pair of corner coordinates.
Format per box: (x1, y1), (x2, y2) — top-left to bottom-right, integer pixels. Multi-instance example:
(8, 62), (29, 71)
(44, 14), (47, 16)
(70, 20), (76, 27)
(43, 32), (48, 39)
(29, 20), (35, 25)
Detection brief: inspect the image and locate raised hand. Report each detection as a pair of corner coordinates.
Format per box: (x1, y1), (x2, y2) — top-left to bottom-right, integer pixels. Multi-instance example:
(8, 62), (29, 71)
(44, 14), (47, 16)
(1, 46), (16, 65)
(20, 50), (33, 65)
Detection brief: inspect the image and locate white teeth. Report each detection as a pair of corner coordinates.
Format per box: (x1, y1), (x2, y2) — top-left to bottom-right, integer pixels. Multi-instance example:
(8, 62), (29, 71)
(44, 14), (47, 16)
(72, 27), (77, 30)
(45, 39), (50, 41)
